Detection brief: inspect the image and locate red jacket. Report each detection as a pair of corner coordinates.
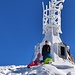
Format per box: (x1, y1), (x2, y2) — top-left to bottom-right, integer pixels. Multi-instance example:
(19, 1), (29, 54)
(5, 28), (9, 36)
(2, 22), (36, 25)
(27, 56), (40, 67)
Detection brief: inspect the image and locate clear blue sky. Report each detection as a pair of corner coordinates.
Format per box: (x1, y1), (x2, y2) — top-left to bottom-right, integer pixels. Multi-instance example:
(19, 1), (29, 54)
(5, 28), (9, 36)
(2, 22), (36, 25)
(0, 0), (75, 66)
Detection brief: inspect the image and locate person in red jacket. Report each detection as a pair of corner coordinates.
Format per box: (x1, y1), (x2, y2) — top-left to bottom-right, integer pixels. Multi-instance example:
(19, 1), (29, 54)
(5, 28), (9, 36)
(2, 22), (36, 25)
(27, 53), (42, 68)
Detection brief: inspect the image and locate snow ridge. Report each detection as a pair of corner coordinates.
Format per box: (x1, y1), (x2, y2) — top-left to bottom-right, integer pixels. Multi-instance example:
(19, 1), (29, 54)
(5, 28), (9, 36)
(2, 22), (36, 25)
(0, 61), (75, 75)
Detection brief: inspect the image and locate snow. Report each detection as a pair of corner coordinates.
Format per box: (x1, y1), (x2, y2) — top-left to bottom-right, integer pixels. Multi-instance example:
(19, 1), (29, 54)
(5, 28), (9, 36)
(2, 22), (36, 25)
(0, 61), (75, 75)
(0, 0), (74, 75)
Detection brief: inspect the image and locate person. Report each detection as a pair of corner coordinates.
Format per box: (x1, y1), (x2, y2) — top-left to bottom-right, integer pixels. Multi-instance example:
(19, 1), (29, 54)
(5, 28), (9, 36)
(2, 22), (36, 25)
(27, 53), (42, 68)
(42, 40), (51, 61)
(44, 53), (52, 64)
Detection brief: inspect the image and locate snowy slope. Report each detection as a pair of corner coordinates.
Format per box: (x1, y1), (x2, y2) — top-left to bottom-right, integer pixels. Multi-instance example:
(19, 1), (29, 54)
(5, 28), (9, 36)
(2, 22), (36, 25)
(0, 61), (75, 75)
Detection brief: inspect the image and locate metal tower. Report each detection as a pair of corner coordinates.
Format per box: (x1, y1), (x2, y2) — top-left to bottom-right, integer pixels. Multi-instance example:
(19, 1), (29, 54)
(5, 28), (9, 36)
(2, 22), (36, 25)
(34, 0), (71, 62)
(42, 0), (65, 43)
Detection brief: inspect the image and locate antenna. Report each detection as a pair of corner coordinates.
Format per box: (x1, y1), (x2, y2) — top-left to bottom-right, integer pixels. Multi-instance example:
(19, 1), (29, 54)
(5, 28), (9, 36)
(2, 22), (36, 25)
(42, 0), (65, 35)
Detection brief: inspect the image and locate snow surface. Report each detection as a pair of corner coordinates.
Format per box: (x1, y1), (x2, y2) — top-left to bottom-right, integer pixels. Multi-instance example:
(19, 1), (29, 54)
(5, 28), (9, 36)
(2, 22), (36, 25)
(0, 60), (75, 75)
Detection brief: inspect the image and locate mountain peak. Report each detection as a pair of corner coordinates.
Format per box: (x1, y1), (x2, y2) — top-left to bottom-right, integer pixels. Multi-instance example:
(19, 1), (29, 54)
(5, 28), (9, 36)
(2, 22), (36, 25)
(0, 61), (75, 75)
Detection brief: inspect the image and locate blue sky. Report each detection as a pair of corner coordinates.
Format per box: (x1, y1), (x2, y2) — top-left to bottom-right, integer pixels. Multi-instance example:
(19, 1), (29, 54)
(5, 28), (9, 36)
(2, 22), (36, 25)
(0, 0), (75, 65)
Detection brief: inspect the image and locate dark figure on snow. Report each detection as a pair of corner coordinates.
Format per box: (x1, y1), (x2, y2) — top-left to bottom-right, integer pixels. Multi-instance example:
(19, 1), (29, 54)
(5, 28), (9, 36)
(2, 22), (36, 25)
(42, 40), (51, 61)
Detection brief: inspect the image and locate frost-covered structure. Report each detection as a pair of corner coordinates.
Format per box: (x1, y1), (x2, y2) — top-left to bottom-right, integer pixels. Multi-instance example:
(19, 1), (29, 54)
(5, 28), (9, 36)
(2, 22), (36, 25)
(0, 0), (75, 75)
(34, 0), (72, 62)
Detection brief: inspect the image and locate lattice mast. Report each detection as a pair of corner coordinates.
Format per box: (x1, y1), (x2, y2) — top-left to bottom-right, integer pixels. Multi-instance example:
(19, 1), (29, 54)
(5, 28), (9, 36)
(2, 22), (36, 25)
(42, 0), (65, 43)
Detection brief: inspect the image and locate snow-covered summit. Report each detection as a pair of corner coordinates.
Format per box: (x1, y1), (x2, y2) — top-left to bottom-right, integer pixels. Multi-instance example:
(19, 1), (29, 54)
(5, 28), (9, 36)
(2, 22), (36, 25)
(0, 0), (74, 75)
(0, 60), (75, 75)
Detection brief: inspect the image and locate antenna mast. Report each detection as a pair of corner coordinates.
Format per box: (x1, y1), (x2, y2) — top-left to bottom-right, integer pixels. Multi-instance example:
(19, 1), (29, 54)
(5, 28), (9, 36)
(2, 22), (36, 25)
(42, 0), (65, 35)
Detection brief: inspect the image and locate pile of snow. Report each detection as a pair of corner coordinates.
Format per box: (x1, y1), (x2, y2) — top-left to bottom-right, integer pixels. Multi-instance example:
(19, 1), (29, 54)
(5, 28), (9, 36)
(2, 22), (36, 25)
(0, 61), (75, 75)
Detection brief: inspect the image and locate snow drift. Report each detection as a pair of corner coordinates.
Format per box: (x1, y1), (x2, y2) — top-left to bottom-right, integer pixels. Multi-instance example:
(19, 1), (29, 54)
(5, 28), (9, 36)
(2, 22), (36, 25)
(0, 60), (75, 75)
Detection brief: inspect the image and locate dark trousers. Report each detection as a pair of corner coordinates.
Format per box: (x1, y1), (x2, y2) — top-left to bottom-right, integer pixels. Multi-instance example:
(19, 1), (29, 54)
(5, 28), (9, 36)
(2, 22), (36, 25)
(43, 55), (46, 61)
